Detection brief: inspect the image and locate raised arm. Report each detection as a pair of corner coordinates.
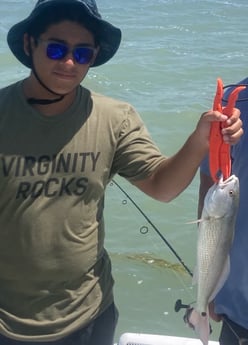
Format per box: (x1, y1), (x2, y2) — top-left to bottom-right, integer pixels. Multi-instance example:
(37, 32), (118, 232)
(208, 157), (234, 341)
(134, 108), (242, 202)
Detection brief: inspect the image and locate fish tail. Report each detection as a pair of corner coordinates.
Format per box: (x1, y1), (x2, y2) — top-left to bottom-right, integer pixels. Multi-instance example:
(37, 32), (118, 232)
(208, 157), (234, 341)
(188, 308), (210, 345)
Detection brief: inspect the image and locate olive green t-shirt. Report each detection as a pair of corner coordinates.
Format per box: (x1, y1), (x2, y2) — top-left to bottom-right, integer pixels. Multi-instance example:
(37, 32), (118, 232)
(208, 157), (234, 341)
(0, 81), (166, 341)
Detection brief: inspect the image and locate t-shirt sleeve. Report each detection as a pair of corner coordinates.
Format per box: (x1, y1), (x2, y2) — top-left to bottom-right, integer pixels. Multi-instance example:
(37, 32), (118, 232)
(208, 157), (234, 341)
(112, 104), (167, 181)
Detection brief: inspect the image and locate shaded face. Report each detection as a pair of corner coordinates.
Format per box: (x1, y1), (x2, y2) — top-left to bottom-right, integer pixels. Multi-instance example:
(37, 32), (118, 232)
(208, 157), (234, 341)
(29, 20), (98, 95)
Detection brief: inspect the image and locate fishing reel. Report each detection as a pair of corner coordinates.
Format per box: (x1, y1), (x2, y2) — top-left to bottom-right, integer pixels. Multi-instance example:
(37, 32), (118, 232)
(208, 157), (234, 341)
(174, 299), (212, 333)
(174, 299), (191, 313)
(174, 299), (195, 329)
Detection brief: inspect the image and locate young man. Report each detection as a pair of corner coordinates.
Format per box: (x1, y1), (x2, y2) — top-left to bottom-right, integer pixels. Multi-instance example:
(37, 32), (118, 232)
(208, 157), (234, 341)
(0, 0), (243, 344)
(199, 80), (248, 345)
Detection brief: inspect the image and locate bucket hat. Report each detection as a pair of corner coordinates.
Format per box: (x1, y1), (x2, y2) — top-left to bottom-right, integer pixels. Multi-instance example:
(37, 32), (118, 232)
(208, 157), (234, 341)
(7, 0), (122, 68)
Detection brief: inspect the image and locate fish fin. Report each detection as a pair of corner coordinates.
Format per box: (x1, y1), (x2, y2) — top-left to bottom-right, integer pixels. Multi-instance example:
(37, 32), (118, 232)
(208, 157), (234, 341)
(186, 219), (203, 225)
(188, 308), (210, 345)
(209, 255), (230, 302)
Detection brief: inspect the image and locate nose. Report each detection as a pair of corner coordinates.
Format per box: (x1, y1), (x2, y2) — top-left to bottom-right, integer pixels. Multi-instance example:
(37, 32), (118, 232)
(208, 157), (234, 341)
(62, 52), (76, 66)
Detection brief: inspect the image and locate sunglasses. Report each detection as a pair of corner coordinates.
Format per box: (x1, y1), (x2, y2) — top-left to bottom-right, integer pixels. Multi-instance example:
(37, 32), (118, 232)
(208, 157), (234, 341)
(38, 39), (96, 65)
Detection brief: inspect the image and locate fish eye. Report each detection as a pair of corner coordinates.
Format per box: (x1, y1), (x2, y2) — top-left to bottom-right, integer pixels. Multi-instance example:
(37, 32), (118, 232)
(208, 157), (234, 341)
(229, 189), (234, 197)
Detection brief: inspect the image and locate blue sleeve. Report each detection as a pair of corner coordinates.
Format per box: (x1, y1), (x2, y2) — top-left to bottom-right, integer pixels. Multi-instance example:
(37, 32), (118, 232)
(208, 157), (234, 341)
(200, 155), (210, 176)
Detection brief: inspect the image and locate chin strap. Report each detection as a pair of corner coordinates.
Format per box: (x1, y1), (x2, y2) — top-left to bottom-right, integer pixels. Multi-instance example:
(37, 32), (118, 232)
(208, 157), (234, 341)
(28, 66), (66, 105)
(27, 38), (67, 105)
(27, 95), (64, 105)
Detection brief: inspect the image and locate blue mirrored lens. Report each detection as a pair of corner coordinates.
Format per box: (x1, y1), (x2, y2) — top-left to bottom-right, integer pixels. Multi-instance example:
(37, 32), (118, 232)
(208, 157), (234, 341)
(74, 47), (94, 64)
(47, 43), (67, 60)
(46, 43), (94, 64)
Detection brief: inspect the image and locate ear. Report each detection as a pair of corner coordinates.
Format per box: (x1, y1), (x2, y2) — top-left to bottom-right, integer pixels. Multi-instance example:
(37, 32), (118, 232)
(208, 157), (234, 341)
(23, 33), (30, 56)
(23, 33), (36, 56)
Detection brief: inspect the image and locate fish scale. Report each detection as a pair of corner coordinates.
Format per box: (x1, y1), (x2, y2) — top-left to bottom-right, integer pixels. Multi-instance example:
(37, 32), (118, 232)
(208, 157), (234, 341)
(196, 216), (235, 315)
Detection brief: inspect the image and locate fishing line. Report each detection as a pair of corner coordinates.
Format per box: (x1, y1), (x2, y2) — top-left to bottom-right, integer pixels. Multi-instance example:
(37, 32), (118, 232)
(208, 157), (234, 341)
(111, 179), (193, 278)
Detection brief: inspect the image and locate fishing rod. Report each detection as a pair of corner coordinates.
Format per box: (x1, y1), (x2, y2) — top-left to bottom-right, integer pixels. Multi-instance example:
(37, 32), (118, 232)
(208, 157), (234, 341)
(112, 179), (193, 278)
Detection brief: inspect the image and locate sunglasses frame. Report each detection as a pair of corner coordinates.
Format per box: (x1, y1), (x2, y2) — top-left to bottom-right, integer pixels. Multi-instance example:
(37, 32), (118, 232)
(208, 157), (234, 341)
(38, 38), (97, 65)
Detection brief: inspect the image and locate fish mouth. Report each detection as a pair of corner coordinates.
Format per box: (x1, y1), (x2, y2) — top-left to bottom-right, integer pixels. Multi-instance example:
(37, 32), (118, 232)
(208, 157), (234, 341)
(219, 174), (239, 185)
(218, 174), (239, 192)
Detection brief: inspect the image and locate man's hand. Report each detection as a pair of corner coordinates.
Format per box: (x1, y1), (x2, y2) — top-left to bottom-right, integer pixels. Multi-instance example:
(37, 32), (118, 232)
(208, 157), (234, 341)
(209, 301), (222, 322)
(195, 107), (242, 148)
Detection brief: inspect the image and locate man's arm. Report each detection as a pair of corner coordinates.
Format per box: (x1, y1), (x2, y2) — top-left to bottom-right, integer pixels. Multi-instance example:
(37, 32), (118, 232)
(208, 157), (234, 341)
(133, 108), (242, 202)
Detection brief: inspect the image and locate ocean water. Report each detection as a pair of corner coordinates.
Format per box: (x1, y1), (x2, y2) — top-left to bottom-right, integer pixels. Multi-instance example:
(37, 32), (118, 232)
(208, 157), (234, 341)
(1, 0), (248, 342)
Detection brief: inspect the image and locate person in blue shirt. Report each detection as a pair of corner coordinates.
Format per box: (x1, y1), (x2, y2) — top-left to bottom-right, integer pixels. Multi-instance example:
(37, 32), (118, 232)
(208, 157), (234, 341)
(199, 79), (248, 345)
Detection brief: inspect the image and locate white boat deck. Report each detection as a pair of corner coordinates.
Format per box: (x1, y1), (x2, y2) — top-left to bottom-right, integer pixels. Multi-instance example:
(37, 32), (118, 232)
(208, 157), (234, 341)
(116, 332), (219, 345)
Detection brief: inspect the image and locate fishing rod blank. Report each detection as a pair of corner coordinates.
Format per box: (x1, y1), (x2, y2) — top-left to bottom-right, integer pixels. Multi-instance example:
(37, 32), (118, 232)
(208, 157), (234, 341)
(111, 179), (193, 277)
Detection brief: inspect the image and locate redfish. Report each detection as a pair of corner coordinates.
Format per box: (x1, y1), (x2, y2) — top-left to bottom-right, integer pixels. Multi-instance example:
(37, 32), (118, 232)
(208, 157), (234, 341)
(189, 174), (239, 345)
